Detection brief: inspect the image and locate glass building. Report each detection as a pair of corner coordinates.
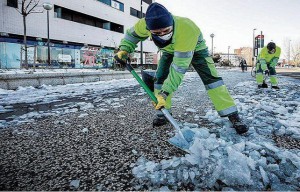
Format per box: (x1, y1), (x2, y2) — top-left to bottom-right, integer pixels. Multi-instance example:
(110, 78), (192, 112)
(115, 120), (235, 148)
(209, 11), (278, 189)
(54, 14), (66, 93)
(0, 0), (156, 69)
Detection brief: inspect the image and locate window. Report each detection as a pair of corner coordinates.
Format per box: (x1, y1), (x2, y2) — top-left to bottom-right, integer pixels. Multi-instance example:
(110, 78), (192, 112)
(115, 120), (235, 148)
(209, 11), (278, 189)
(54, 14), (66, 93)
(98, 0), (110, 6)
(130, 7), (145, 18)
(111, 0), (124, 11)
(130, 7), (139, 18)
(54, 5), (124, 33)
(111, 23), (123, 33)
(98, 0), (124, 12)
(142, 0), (153, 4)
(7, 0), (18, 8)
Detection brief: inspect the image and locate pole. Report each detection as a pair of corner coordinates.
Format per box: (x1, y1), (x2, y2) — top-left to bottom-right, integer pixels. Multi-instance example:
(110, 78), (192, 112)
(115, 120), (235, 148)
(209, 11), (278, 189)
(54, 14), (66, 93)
(210, 33), (215, 56)
(140, 0), (143, 66)
(288, 40), (291, 65)
(211, 37), (214, 56)
(47, 10), (51, 67)
(228, 46), (230, 63)
(260, 31), (263, 49)
(252, 28), (256, 67)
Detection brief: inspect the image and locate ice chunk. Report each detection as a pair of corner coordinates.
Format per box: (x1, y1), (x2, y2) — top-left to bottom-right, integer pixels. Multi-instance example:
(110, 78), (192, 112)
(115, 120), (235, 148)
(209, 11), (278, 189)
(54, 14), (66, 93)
(189, 138), (209, 158)
(185, 154), (200, 165)
(249, 150), (261, 161)
(267, 164), (279, 172)
(259, 166), (270, 186)
(159, 186), (170, 191)
(257, 157), (267, 168)
(145, 161), (157, 172)
(189, 170), (195, 181)
(78, 113), (88, 118)
(204, 134), (219, 150)
(263, 143), (280, 153)
(132, 149), (138, 155)
(183, 169), (189, 181)
(81, 128), (88, 133)
(232, 141), (245, 152)
(186, 108), (197, 113)
(183, 122), (199, 128)
(194, 128), (210, 139)
(247, 157), (256, 170)
(246, 141), (262, 150)
(171, 158), (181, 168)
(221, 148), (252, 186)
(70, 179), (80, 188)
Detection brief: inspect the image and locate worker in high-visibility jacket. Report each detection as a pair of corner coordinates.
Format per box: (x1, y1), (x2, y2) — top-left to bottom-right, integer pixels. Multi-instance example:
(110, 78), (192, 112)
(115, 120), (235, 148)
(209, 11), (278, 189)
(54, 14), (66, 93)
(115, 3), (248, 134)
(256, 42), (281, 89)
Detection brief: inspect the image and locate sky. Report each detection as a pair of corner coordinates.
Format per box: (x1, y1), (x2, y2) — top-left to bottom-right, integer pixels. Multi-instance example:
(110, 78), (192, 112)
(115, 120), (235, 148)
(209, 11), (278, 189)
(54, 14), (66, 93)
(155, 0), (300, 58)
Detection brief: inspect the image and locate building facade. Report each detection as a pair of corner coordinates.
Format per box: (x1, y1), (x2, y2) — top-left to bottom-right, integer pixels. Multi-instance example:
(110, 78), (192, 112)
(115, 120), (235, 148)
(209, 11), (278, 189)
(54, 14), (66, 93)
(219, 53), (240, 66)
(234, 47), (252, 66)
(0, 0), (157, 69)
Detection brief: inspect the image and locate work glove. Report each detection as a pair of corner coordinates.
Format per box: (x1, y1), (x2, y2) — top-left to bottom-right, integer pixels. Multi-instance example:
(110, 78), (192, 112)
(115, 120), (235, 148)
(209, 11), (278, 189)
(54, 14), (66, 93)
(114, 50), (128, 64)
(154, 91), (168, 110)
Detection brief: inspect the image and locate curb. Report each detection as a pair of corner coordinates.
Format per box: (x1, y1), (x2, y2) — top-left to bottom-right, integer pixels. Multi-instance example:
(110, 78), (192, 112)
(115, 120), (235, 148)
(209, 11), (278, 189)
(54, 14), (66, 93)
(0, 71), (137, 90)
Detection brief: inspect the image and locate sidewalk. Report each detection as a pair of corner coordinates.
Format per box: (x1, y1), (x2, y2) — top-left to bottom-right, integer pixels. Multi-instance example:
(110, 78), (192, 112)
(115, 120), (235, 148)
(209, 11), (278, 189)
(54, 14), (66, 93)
(1, 67), (299, 90)
(276, 67), (300, 73)
(0, 68), (135, 90)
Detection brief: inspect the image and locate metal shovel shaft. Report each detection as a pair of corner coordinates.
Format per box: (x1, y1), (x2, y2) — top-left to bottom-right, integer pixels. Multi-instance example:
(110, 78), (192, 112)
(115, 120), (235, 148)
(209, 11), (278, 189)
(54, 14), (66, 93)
(161, 108), (187, 141)
(114, 58), (189, 147)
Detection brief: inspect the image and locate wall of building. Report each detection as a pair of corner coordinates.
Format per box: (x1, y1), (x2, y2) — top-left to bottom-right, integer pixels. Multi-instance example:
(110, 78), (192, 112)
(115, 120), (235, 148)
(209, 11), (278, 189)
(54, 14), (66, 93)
(234, 47), (253, 66)
(0, 0), (156, 52)
(0, 0), (160, 69)
(219, 53), (240, 66)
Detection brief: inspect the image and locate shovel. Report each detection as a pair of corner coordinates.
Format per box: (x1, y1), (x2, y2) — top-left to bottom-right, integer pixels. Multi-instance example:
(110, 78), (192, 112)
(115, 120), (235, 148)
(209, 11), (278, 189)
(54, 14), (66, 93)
(114, 57), (192, 152)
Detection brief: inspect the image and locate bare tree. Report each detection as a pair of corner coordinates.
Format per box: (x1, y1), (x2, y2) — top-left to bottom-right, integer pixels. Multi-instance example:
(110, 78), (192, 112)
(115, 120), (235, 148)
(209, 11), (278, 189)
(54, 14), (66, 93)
(291, 40), (300, 67)
(282, 38), (291, 63)
(15, 0), (42, 69)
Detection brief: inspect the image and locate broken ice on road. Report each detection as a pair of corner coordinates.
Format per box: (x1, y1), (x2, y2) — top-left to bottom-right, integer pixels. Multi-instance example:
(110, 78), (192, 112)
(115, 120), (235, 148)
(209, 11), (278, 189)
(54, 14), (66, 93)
(132, 74), (300, 191)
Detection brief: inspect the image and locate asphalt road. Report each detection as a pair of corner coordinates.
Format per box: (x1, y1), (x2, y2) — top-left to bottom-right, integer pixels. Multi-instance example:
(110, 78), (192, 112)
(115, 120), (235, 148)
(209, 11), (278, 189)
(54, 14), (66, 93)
(0, 69), (296, 190)
(277, 72), (300, 80)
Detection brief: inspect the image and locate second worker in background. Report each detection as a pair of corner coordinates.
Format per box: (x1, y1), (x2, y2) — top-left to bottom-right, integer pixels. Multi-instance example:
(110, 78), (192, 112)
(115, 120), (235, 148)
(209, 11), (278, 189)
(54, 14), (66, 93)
(256, 42), (281, 89)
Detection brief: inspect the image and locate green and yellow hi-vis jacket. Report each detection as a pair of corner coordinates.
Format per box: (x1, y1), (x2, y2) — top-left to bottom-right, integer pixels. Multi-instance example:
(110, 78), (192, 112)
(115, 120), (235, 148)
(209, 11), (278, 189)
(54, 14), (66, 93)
(257, 45), (281, 70)
(119, 15), (207, 94)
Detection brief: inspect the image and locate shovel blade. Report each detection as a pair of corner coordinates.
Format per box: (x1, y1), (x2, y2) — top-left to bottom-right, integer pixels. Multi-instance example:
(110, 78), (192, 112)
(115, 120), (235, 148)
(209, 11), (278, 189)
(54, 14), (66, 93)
(168, 128), (195, 153)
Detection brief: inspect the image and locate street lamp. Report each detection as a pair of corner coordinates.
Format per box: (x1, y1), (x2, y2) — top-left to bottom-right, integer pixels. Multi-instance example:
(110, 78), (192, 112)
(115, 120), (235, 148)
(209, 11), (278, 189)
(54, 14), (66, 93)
(43, 2), (53, 67)
(140, 0), (143, 66)
(252, 28), (257, 67)
(288, 39), (291, 65)
(210, 33), (215, 56)
(228, 46), (230, 64)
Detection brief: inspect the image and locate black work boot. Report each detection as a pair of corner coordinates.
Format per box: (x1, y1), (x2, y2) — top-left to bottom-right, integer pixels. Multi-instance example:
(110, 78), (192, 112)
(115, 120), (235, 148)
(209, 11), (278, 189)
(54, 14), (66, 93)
(153, 115), (168, 127)
(228, 113), (249, 134)
(271, 86), (280, 90)
(153, 109), (170, 127)
(262, 82), (268, 88)
(258, 83), (268, 89)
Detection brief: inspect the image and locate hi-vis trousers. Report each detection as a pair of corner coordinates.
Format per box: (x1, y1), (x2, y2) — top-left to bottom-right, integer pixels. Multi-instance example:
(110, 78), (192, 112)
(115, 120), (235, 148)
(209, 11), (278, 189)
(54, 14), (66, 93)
(152, 48), (238, 117)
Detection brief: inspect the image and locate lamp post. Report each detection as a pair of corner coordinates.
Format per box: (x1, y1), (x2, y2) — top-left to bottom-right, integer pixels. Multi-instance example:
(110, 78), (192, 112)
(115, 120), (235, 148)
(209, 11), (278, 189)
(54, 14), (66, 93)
(140, 0), (143, 66)
(228, 46), (230, 64)
(210, 33), (215, 56)
(252, 28), (256, 67)
(288, 40), (291, 66)
(43, 2), (53, 67)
